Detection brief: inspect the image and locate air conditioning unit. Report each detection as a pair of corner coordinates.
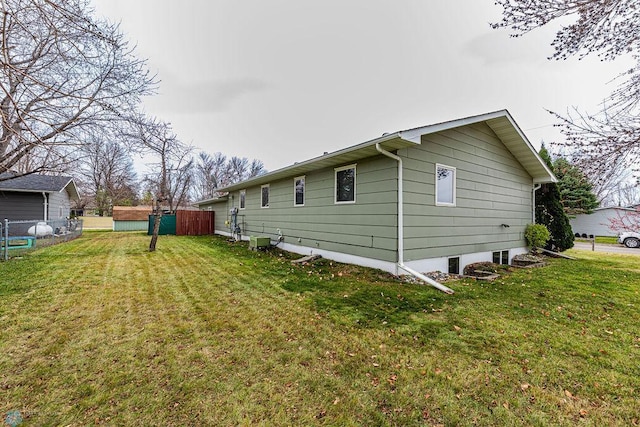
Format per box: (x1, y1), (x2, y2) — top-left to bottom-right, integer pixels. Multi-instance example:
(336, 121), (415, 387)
(249, 235), (270, 250)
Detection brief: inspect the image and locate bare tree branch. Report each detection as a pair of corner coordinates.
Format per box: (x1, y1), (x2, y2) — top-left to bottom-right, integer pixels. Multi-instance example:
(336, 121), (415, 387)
(192, 152), (265, 200)
(0, 0), (156, 180)
(493, 0), (640, 184)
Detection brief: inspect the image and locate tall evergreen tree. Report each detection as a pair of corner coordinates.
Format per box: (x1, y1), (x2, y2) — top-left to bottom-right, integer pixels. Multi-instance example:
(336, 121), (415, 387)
(553, 158), (599, 216)
(536, 146), (574, 251)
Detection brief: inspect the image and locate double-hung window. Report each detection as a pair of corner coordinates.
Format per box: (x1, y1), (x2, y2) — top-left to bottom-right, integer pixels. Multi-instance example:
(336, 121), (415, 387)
(435, 164), (456, 206)
(261, 184), (270, 208)
(335, 164), (356, 204)
(239, 189), (246, 209)
(294, 176), (305, 206)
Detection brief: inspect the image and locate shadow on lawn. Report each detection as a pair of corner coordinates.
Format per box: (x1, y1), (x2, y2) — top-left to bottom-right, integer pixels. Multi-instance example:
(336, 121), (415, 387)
(279, 258), (454, 332)
(203, 238), (461, 336)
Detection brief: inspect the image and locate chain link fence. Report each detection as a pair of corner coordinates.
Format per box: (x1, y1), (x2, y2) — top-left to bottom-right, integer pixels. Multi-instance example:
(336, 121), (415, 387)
(1, 218), (83, 261)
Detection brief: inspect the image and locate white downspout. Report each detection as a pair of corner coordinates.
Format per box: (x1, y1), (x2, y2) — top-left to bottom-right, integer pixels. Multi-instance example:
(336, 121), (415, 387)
(375, 143), (454, 294)
(532, 184), (542, 223)
(42, 192), (48, 221)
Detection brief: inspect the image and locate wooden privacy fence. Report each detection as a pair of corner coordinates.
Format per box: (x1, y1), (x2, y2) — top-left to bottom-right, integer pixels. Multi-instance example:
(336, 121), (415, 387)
(176, 210), (215, 236)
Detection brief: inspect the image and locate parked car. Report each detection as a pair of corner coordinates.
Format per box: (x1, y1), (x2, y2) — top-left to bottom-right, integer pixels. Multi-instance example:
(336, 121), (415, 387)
(618, 231), (640, 248)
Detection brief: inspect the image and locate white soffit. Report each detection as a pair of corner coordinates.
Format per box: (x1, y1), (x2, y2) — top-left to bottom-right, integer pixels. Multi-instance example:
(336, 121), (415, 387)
(484, 114), (557, 184)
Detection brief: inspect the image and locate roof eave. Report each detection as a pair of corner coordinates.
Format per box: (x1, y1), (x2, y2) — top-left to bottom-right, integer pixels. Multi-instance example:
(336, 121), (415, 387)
(484, 112), (558, 184)
(217, 132), (419, 193)
(398, 109), (557, 184)
(194, 195), (229, 207)
(533, 176), (558, 184)
(61, 178), (80, 201)
(197, 109), (557, 194)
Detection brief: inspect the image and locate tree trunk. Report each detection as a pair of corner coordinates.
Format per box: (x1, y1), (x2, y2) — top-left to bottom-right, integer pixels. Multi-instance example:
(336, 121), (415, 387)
(149, 204), (162, 252)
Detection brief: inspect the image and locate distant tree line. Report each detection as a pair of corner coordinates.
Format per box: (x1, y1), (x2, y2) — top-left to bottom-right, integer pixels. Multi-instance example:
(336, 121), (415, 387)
(0, 0), (266, 250)
(75, 136), (265, 216)
(0, 0), (265, 219)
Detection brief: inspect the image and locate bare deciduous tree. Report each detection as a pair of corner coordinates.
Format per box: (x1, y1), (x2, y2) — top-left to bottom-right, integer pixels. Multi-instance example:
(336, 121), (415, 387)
(80, 130), (139, 216)
(145, 148), (193, 213)
(578, 156), (638, 206)
(0, 0), (155, 180)
(614, 185), (640, 208)
(122, 115), (192, 251)
(493, 0), (640, 181)
(248, 158), (265, 180)
(193, 152), (265, 200)
(194, 152), (229, 200)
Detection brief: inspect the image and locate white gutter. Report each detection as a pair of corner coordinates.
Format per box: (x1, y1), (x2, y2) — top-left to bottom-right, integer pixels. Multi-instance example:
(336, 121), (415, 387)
(375, 143), (454, 294)
(212, 132), (406, 195)
(532, 184), (542, 223)
(42, 192), (48, 221)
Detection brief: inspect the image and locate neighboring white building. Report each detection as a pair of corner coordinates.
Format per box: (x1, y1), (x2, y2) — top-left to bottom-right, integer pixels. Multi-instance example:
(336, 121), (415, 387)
(570, 207), (640, 237)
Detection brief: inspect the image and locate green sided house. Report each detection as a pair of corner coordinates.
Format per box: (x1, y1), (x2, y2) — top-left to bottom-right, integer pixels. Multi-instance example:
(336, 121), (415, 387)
(195, 110), (556, 292)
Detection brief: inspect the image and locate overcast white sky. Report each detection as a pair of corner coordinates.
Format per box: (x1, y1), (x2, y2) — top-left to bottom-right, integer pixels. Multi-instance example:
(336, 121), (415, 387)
(93, 0), (631, 172)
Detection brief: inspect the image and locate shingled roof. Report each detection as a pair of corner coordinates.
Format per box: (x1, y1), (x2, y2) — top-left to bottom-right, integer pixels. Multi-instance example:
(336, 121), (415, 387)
(200, 109), (556, 199)
(0, 173), (80, 200)
(112, 206), (153, 221)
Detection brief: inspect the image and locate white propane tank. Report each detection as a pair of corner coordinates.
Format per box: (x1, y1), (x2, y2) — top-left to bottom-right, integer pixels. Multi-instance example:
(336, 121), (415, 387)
(28, 222), (54, 237)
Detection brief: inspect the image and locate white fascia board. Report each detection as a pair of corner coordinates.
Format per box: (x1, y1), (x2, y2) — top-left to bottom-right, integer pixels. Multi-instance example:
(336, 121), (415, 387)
(403, 109), (556, 184)
(593, 206), (635, 212)
(499, 113), (557, 184)
(0, 187), (48, 193)
(215, 109), (556, 192)
(218, 132), (417, 193)
(194, 196), (229, 206)
(0, 179), (81, 200)
(62, 179), (81, 200)
(402, 109), (509, 137)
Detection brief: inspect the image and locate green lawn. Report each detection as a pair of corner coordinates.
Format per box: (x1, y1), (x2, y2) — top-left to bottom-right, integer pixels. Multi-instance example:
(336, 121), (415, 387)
(575, 236), (619, 245)
(594, 236), (619, 244)
(1, 232), (638, 426)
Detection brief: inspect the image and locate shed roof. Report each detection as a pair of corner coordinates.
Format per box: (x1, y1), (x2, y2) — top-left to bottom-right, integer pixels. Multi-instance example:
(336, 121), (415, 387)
(195, 110), (556, 205)
(112, 206), (153, 221)
(0, 173), (80, 201)
(591, 206), (638, 213)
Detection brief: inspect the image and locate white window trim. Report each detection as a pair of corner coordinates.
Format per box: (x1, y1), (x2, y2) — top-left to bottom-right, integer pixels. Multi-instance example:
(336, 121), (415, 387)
(499, 249), (510, 265)
(435, 163), (456, 207)
(261, 184), (270, 208)
(294, 176), (305, 207)
(239, 189), (246, 210)
(334, 164), (357, 205)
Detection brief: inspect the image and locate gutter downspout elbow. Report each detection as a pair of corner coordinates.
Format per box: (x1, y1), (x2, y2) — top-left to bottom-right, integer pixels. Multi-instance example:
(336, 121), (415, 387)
(375, 142), (454, 295)
(398, 263), (455, 295)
